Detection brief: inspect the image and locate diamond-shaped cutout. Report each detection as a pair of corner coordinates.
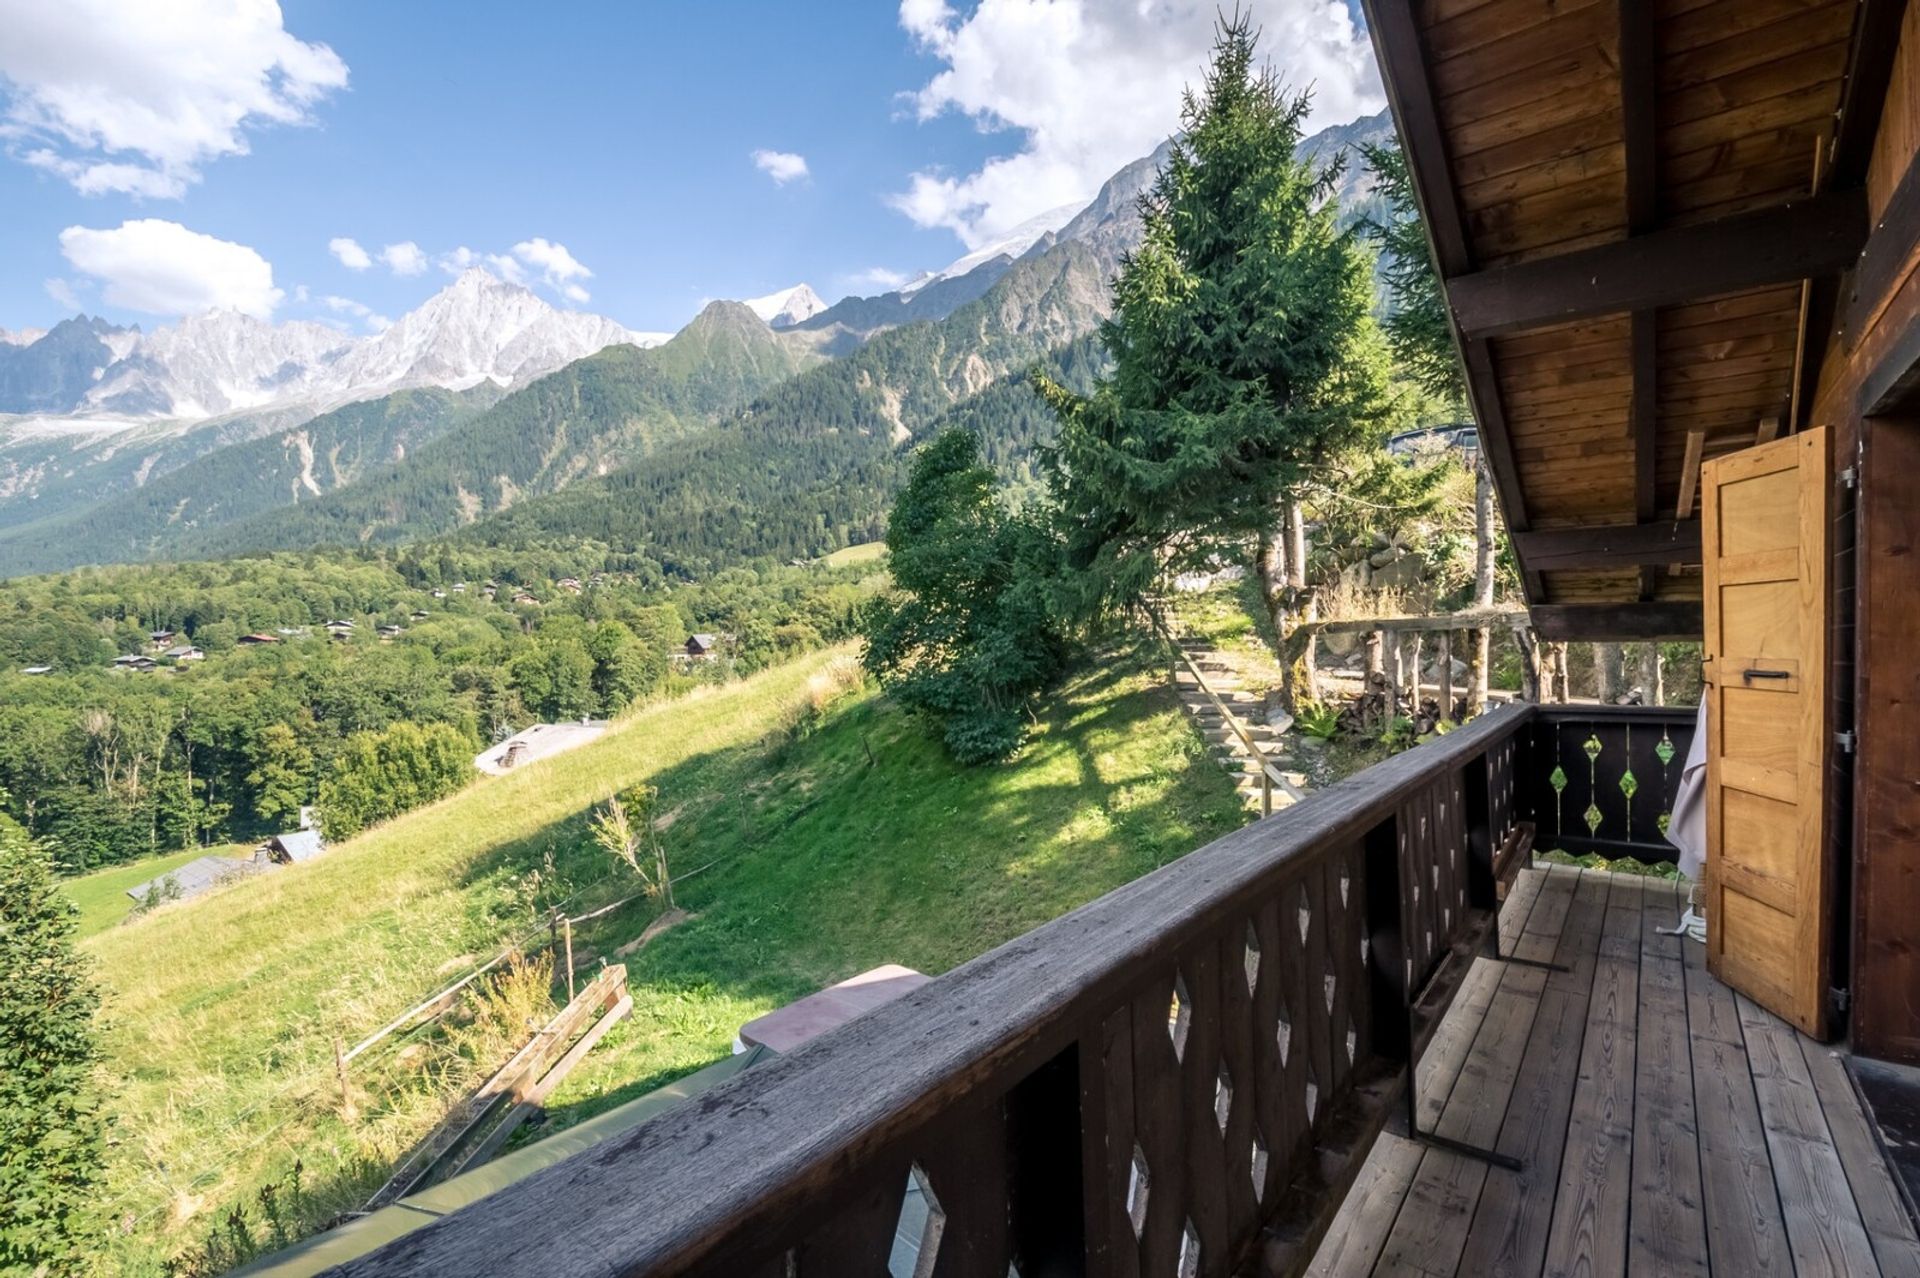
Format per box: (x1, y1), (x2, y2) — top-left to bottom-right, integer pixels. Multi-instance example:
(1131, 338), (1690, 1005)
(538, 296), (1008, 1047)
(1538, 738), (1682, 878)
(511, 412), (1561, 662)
(1655, 733), (1676, 766)
(1619, 768), (1639, 801)
(1346, 1013), (1358, 1065)
(1584, 733), (1603, 762)
(1178, 1221), (1201, 1278)
(1276, 1000), (1292, 1068)
(1168, 973), (1191, 1061)
(1584, 801), (1603, 835)
(1126, 1144), (1150, 1237)
(893, 1163), (946, 1278)
(1323, 964), (1336, 1014)
(1251, 1129), (1270, 1202)
(1305, 1069), (1320, 1124)
(1297, 883), (1311, 944)
(1243, 922), (1261, 996)
(1339, 869), (1351, 907)
(1360, 933), (1371, 965)
(1549, 764), (1568, 794)
(1214, 1064), (1233, 1133)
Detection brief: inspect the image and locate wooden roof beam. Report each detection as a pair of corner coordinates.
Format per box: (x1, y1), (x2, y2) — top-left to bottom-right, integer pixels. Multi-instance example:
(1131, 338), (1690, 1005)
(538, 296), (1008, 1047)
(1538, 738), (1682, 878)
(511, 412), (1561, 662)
(1448, 191), (1870, 339)
(1511, 520), (1701, 572)
(1828, 0), (1910, 190)
(1530, 602), (1704, 642)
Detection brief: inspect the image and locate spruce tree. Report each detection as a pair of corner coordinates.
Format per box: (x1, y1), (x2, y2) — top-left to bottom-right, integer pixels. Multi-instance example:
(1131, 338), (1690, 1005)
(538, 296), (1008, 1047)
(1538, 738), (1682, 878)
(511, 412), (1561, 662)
(0, 812), (104, 1276)
(1038, 13), (1390, 626)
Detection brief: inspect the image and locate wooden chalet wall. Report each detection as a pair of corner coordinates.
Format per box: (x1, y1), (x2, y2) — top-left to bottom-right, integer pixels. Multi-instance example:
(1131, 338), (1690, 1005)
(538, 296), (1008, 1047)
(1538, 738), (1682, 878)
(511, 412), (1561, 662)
(1809, 0), (1920, 1067)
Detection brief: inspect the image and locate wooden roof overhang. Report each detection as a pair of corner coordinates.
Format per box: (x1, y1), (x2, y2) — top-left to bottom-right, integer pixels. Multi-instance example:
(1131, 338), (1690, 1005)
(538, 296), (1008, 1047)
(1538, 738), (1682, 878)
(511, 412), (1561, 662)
(1361, 0), (1905, 640)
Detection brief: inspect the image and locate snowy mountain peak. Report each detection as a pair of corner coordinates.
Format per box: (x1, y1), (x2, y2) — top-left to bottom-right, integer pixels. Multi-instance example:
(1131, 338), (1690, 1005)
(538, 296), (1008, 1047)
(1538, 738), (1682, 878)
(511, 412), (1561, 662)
(741, 283), (827, 328)
(8, 268), (661, 423)
(902, 202), (1087, 298)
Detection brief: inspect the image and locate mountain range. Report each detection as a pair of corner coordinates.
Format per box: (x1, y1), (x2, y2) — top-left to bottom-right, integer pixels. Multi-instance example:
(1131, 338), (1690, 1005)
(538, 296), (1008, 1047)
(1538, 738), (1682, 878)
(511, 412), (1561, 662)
(0, 108), (1395, 577)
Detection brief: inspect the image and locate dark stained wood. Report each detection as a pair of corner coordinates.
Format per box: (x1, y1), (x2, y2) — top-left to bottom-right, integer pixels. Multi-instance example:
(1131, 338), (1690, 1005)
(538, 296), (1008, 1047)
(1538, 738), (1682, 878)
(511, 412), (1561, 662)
(1854, 415), (1920, 1065)
(1801, 1043), (1920, 1277)
(1080, 1008), (1139, 1278)
(1511, 519), (1700, 571)
(1827, 0), (1912, 189)
(1847, 154), (1920, 345)
(1528, 602), (1704, 640)
(1448, 190), (1871, 338)
(1631, 310), (1659, 598)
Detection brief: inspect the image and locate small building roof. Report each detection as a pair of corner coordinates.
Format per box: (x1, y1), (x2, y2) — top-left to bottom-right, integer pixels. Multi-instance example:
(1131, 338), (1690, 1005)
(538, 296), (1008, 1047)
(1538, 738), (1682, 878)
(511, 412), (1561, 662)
(264, 829), (326, 863)
(687, 632), (718, 651)
(238, 633), (280, 644)
(164, 645), (202, 658)
(124, 854), (267, 903)
(20, 665), (53, 675)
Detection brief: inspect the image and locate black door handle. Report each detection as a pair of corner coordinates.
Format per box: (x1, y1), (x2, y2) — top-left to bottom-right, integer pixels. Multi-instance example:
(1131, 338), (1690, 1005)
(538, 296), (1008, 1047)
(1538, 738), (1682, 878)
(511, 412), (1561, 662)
(1741, 668), (1790, 683)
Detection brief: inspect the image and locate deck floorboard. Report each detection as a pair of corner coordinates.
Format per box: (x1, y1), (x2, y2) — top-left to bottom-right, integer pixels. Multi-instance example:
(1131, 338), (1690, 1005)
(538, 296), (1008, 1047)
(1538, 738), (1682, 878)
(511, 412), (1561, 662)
(1309, 866), (1913, 1278)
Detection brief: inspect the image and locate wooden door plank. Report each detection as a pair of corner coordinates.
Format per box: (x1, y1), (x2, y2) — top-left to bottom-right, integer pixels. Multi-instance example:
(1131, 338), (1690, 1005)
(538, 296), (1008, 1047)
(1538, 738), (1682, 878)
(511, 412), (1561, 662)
(1454, 870), (1613, 1277)
(1540, 877), (1646, 1278)
(1305, 1134), (1423, 1278)
(1628, 880), (1710, 1278)
(1683, 930), (1795, 1277)
(1736, 995), (1884, 1277)
(1799, 1043), (1920, 1278)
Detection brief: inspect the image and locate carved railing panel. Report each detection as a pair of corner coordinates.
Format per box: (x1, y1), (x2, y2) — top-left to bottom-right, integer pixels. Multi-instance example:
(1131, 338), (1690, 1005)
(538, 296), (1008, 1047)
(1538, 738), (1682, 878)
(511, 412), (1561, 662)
(1527, 705), (1696, 862)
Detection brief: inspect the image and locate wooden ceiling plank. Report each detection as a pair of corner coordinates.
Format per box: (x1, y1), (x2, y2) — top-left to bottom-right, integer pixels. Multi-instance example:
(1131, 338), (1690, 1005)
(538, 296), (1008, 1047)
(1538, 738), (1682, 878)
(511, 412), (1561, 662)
(1513, 520), (1703, 570)
(1449, 189), (1868, 337)
(1826, 0), (1909, 189)
(1530, 602), (1705, 640)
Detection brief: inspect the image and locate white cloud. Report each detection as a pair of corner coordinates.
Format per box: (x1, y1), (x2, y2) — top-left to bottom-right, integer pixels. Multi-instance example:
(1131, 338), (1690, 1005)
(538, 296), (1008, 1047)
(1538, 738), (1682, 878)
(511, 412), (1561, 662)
(59, 218), (282, 317)
(509, 237), (593, 302)
(752, 148), (810, 185)
(845, 266), (911, 292)
(380, 241), (427, 276)
(44, 277), (80, 310)
(0, 0), (348, 198)
(322, 293), (388, 332)
(293, 283), (309, 303)
(328, 236), (371, 270)
(891, 0), (1382, 249)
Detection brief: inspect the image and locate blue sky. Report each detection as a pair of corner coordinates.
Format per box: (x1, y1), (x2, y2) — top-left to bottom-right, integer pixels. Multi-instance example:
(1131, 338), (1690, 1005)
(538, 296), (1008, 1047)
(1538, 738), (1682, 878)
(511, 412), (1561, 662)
(0, 1), (1382, 335)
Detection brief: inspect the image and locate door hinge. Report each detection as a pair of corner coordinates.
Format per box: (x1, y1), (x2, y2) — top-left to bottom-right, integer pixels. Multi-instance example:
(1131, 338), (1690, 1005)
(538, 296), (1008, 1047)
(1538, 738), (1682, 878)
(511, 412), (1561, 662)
(1840, 465), (1858, 490)
(1835, 729), (1857, 753)
(1832, 986), (1852, 1013)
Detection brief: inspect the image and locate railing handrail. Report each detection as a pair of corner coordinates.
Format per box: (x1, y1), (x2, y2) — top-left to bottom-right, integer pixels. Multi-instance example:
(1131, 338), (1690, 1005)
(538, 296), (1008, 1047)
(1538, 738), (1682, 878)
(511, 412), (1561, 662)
(327, 703), (1537, 1278)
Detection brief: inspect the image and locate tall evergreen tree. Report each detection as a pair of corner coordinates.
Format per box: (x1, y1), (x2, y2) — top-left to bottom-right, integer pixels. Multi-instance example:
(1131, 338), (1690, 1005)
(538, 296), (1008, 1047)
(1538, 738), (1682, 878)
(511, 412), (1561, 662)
(862, 429), (1067, 763)
(0, 811), (104, 1275)
(1037, 14), (1391, 633)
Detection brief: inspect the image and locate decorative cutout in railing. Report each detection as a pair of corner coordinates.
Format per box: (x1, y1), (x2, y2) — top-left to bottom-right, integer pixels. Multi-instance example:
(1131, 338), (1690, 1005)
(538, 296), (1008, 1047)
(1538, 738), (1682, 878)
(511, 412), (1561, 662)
(329, 709), (1536, 1278)
(1527, 705), (1696, 863)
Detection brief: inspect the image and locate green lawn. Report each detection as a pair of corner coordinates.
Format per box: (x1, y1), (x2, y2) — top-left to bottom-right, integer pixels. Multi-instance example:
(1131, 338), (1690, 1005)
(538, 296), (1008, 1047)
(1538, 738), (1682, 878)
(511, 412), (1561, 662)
(63, 845), (245, 940)
(818, 540), (887, 567)
(83, 642), (1245, 1274)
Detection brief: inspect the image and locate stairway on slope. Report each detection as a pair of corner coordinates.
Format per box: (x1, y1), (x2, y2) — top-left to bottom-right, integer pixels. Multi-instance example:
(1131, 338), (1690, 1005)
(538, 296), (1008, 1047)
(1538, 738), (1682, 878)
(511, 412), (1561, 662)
(1170, 637), (1308, 817)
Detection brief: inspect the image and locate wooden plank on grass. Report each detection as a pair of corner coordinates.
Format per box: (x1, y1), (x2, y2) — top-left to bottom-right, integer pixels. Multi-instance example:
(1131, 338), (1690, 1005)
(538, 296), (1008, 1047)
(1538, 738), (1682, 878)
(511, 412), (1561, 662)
(1541, 875), (1645, 1278)
(1736, 994), (1884, 1276)
(1629, 879), (1709, 1277)
(1683, 923), (1794, 1276)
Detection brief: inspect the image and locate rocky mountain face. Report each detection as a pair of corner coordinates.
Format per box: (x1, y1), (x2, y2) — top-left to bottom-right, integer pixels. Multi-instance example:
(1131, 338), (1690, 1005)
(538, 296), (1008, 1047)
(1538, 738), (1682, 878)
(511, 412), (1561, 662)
(0, 268), (657, 423)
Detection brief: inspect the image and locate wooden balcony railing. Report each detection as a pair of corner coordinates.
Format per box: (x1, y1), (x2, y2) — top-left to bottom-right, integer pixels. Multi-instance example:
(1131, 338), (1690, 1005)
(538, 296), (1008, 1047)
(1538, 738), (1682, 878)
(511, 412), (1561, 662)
(328, 701), (1695, 1278)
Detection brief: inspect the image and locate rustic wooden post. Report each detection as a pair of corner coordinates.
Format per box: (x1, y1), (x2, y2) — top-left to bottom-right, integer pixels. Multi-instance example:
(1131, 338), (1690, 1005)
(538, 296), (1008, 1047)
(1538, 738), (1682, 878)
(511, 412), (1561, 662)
(1437, 631), (1454, 721)
(1403, 632), (1423, 714)
(1261, 769), (1272, 818)
(335, 1035), (357, 1122)
(1516, 625), (1542, 703)
(1384, 629), (1401, 710)
(563, 917), (576, 1004)
(1468, 627), (1490, 717)
(1365, 628), (1384, 680)
(1551, 642), (1571, 703)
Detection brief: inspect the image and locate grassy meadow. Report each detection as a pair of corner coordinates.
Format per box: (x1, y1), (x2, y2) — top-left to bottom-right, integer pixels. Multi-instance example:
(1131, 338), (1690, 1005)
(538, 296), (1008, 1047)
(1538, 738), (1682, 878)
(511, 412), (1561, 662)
(64, 845), (247, 940)
(81, 640), (1245, 1272)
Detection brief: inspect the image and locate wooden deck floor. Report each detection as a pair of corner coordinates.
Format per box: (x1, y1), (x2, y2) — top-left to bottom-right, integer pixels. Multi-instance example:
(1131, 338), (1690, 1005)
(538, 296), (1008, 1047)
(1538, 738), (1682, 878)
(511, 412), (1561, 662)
(1309, 866), (1920, 1278)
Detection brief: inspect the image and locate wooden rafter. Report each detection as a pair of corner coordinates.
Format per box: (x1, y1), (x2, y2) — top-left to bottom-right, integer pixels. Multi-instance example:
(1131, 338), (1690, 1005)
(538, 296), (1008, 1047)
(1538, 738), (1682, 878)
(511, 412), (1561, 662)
(1530, 603), (1704, 642)
(1448, 191), (1870, 339)
(1511, 520), (1701, 572)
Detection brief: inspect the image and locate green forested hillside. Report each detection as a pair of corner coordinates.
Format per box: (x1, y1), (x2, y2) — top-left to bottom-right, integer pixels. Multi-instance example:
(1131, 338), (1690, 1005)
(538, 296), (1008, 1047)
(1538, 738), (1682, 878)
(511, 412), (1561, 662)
(0, 386), (498, 575)
(460, 243), (1115, 571)
(165, 303), (819, 557)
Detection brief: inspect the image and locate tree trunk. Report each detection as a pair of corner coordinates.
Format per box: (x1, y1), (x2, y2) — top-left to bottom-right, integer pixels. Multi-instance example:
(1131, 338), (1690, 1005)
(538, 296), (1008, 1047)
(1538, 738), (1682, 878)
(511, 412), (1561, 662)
(1637, 643), (1664, 706)
(1284, 499), (1319, 705)
(1471, 457), (1497, 714)
(1516, 626), (1542, 703)
(1438, 631), (1454, 721)
(1365, 629), (1384, 679)
(1384, 629), (1401, 709)
(1594, 642), (1626, 704)
(1549, 642), (1571, 703)
(1402, 632), (1422, 715)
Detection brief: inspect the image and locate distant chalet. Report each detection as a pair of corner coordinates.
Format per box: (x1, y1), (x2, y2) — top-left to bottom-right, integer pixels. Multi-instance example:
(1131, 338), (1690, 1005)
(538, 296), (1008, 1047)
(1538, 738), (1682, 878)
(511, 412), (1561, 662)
(124, 826), (328, 906)
(237, 633), (280, 645)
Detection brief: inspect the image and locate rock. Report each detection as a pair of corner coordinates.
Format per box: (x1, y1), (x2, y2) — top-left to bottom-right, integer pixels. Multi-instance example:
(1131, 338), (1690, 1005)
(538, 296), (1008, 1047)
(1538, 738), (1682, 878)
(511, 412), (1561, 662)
(1266, 708), (1295, 733)
(1371, 554), (1426, 591)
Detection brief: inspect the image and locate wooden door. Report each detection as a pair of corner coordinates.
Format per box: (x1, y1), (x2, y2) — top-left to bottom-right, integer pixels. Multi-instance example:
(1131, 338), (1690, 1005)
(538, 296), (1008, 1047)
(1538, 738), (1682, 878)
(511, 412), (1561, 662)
(1701, 427), (1832, 1037)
